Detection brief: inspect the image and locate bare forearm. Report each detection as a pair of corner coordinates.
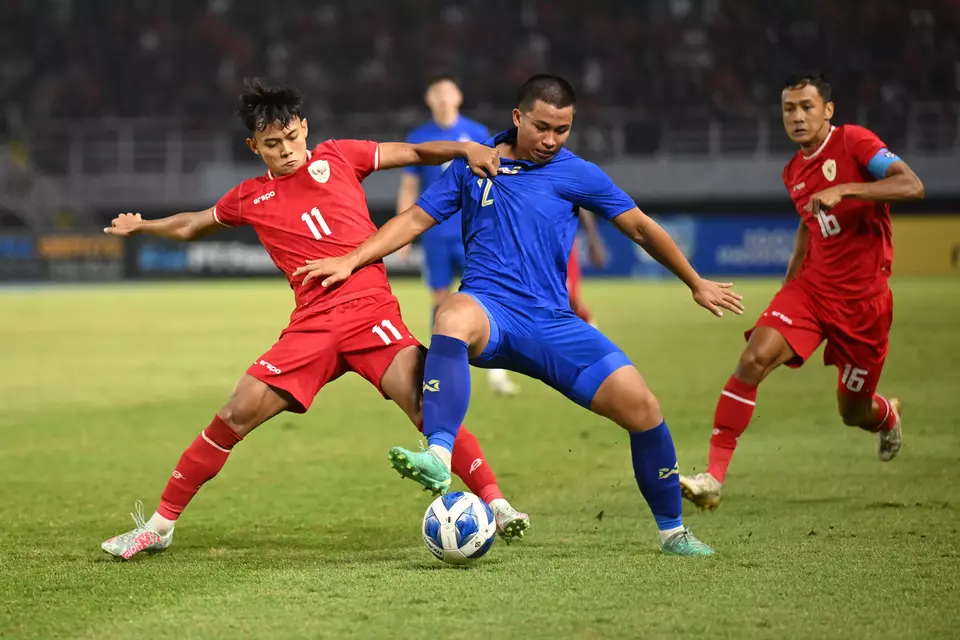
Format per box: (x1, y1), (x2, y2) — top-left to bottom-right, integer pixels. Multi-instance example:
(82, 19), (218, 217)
(410, 141), (474, 166)
(615, 210), (700, 289)
(351, 206), (436, 267)
(580, 210), (602, 248)
(638, 220), (701, 288)
(397, 176), (419, 216)
(138, 210), (215, 241)
(841, 173), (924, 203)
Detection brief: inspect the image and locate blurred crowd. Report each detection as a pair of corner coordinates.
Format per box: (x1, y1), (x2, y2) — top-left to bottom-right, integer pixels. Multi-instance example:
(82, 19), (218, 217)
(2, 0), (959, 131)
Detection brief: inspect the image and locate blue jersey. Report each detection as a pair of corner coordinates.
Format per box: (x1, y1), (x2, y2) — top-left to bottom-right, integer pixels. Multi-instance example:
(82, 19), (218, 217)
(417, 128), (636, 311)
(405, 116), (489, 239)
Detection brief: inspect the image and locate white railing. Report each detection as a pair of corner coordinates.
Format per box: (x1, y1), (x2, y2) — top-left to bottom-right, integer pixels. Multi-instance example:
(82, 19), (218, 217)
(22, 101), (960, 179)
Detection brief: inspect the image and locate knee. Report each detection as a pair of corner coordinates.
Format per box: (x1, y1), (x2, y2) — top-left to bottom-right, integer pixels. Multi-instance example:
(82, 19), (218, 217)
(737, 347), (778, 383)
(633, 390), (662, 429)
(217, 399), (258, 436)
(433, 300), (480, 342)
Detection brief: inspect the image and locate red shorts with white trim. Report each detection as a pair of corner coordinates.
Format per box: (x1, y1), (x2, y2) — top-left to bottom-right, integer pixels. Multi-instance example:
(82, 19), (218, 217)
(746, 280), (893, 397)
(247, 293), (420, 412)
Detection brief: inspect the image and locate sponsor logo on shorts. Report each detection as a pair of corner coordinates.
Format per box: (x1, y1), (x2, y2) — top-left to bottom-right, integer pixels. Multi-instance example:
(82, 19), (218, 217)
(772, 311), (793, 325)
(423, 379), (440, 393)
(253, 191), (275, 205)
(658, 463), (679, 480)
(258, 359), (282, 374)
(469, 458), (484, 474)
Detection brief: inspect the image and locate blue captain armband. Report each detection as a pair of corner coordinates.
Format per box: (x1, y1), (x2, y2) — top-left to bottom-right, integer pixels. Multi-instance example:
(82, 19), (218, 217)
(866, 148), (901, 180)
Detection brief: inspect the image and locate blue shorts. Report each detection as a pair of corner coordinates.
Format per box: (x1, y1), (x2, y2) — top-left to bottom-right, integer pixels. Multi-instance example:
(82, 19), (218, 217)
(422, 230), (465, 291)
(464, 292), (632, 408)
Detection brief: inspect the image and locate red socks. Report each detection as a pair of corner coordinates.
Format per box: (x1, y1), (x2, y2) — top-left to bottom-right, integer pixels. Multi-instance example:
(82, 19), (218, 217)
(157, 416), (243, 520)
(416, 421), (503, 504)
(450, 427), (503, 504)
(707, 376), (758, 484)
(857, 395), (896, 433)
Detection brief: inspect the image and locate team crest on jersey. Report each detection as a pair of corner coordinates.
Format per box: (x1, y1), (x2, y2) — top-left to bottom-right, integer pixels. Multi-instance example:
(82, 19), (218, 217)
(822, 159), (837, 182)
(308, 160), (331, 184)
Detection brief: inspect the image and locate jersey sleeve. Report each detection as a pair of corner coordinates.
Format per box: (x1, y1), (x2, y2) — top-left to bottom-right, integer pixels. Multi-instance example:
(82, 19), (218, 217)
(213, 183), (244, 227)
(329, 140), (380, 182)
(844, 125), (901, 180)
(558, 160), (637, 220)
(416, 158), (466, 223)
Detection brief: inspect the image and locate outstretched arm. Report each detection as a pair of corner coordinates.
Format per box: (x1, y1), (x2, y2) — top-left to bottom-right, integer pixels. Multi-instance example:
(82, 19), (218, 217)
(612, 208), (744, 317)
(295, 205), (438, 287)
(379, 141), (499, 177)
(103, 208), (221, 241)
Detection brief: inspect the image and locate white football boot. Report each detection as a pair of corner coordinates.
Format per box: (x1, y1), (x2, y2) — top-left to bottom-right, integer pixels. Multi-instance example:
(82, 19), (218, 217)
(679, 472), (723, 511)
(877, 398), (903, 462)
(101, 501), (174, 560)
(490, 501), (531, 543)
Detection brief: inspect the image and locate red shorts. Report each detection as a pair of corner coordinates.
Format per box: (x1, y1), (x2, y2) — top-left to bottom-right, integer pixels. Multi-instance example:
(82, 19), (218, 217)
(567, 242), (582, 302)
(748, 280), (893, 397)
(247, 293), (421, 412)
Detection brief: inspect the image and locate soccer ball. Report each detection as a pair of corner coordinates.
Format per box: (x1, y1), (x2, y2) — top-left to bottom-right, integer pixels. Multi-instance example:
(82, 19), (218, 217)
(422, 491), (497, 565)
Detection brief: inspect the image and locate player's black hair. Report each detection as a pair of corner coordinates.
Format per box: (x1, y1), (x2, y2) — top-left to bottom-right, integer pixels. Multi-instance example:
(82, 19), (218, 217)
(783, 71), (833, 102)
(425, 74), (461, 91)
(237, 78), (304, 133)
(517, 74), (577, 112)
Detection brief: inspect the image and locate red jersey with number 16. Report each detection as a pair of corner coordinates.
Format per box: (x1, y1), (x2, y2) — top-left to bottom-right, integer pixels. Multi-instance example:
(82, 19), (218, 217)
(782, 125), (894, 301)
(213, 139), (389, 323)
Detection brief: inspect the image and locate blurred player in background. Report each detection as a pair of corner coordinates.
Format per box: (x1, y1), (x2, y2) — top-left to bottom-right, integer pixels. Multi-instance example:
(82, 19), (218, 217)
(100, 80), (530, 560)
(568, 209), (607, 326)
(681, 72), (925, 511)
(397, 76), (520, 395)
(298, 75), (744, 555)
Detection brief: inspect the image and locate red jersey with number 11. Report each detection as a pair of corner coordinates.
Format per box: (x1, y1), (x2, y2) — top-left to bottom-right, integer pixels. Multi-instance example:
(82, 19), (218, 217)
(213, 139), (390, 323)
(782, 125), (894, 300)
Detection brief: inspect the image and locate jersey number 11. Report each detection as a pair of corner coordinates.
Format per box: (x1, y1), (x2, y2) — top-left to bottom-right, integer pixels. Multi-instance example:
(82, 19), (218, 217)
(301, 207), (332, 239)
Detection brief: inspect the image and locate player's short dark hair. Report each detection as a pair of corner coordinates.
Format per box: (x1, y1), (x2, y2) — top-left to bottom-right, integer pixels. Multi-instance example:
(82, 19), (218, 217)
(237, 78), (303, 132)
(517, 74), (577, 112)
(425, 74), (461, 91)
(783, 71), (832, 102)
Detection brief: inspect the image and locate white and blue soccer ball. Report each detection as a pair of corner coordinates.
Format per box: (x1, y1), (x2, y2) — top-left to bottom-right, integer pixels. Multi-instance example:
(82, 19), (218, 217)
(422, 491), (497, 565)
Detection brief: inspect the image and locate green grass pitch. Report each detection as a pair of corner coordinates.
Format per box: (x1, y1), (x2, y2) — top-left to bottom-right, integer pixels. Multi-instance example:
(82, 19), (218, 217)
(1, 277), (959, 639)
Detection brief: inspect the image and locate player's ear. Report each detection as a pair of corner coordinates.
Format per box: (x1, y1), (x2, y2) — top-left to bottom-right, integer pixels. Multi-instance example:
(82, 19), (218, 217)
(300, 118), (308, 138)
(245, 137), (259, 156)
(823, 101), (835, 120)
(512, 108), (522, 128)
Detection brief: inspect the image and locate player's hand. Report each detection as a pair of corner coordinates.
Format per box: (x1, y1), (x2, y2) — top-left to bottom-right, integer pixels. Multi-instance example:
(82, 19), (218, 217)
(293, 254), (359, 288)
(463, 142), (500, 178)
(691, 279), (745, 318)
(103, 212), (143, 236)
(805, 185), (847, 214)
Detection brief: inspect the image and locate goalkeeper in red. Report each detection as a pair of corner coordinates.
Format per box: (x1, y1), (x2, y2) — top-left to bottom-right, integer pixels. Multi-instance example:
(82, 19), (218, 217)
(681, 72), (925, 510)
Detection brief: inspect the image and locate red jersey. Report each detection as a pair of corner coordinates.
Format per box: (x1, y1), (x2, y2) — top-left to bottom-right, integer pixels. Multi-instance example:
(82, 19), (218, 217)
(213, 140), (389, 322)
(783, 124), (894, 300)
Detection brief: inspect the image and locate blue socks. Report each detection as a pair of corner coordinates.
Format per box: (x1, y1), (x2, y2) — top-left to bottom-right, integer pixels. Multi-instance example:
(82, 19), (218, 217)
(630, 421), (683, 531)
(422, 334), (471, 453)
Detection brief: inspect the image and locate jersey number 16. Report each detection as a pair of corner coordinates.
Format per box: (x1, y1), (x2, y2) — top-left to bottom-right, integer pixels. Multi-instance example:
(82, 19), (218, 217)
(816, 211), (841, 238)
